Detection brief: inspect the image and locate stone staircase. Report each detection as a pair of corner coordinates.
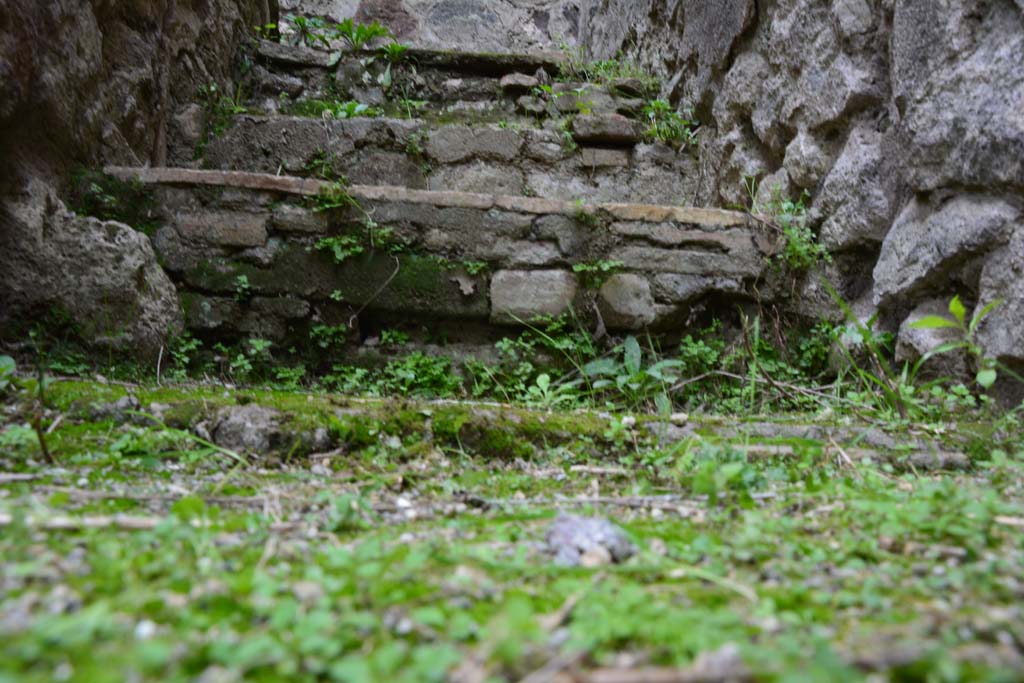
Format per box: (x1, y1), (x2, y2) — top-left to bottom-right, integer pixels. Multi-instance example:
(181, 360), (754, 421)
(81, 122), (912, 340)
(111, 38), (772, 361)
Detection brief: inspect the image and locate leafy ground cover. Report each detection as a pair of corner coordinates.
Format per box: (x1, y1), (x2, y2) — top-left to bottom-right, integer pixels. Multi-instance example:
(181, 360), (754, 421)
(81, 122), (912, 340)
(2, 375), (1023, 683)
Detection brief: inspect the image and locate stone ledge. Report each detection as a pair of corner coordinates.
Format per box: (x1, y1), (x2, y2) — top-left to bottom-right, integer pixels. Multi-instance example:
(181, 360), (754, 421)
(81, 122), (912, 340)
(105, 167), (753, 231)
(255, 39), (563, 74)
(257, 40), (340, 68)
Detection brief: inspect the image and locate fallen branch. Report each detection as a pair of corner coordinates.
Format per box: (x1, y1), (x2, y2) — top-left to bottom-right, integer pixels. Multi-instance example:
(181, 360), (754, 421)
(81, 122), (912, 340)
(0, 473), (40, 484)
(0, 511), (300, 533)
(36, 485), (268, 507)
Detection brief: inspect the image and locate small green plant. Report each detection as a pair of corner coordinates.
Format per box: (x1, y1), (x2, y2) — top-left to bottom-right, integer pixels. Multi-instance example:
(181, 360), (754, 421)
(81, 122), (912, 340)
(524, 373), (580, 410)
(379, 329), (410, 347)
(313, 180), (359, 212)
(289, 99), (382, 119)
(363, 216), (406, 254)
(322, 364), (370, 392)
(572, 260), (624, 289)
(531, 84), (566, 100)
(373, 353), (461, 397)
(304, 150), (343, 181)
(397, 98), (427, 119)
(573, 199), (601, 228)
(230, 338), (273, 381)
(642, 99), (698, 147)
(329, 289), (346, 302)
(168, 333), (202, 379)
(584, 336), (683, 413)
(404, 132), (427, 157)
(747, 180), (830, 273)
(253, 22), (278, 40)
(378, 41), (411, 62)
(557, 44), (658, 91)
(462, 261), (488, 276)
(234, 275), (252, 303)
(0, 355), (16, 394)
(286, 15), (330, 48)
(69, 171), (158, 234)
(310, 323), (349, 351)
(558, 118), (579, 152)
(908, 295), (1017, 390)
(315, 235), (365, 264)
(333, 18), (392, 50)
(196, 82), (247, 148)
(272, 364), (307, 390)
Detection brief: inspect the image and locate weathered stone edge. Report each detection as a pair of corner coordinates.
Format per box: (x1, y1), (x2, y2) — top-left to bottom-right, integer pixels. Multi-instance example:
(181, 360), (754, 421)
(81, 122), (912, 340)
(256, 39), (564, 73)
(104, 166), (752, 228)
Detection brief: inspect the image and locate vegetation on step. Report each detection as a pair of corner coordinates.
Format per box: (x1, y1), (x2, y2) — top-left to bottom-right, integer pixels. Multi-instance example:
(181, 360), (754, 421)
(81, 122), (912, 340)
(284, 97), (382, 120)
(68, 170), (159, 236)
(572, 260), (624, 290)
(277, 15), (393, 51)
(558, 44), (659, 94)
(196, 82), (249, 154)
(744, 176), (831, 274)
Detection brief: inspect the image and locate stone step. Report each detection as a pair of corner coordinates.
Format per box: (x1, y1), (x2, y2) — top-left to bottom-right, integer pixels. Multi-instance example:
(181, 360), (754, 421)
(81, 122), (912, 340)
(201, 115), (695, 205)
(105, 166), (768, 355)
(246, 40), (654, 127)
(257, 40), (566, 76)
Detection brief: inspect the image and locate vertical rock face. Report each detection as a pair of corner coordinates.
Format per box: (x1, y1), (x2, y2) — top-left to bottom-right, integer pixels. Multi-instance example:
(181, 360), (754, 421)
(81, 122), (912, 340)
(579, 0), (1024, 371)
(0, 0), (273, 358)
(280, 0), (581, 52)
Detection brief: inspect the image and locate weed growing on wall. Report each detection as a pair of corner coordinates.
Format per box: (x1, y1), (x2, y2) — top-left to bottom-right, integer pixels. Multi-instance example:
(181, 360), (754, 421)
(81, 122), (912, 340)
(642, 99), (698, 147)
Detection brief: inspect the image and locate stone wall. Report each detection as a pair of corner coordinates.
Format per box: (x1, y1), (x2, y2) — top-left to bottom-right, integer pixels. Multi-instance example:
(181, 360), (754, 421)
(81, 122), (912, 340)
(107, 167), (765, 351)
(0, 0), (275, 357)
(578, 0), (1024, 380)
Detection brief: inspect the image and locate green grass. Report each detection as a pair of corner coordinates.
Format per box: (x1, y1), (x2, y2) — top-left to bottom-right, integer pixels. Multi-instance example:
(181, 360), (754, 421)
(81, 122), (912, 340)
(2, 379), (1023, 682)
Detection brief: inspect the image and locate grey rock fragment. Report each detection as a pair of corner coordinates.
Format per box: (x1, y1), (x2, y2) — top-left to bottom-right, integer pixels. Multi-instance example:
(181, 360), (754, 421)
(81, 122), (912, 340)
(572, 114), (641, 145)
(500, 73), (538, 95)
(545, 514), (637, 567)
(490, 270), (577, 325)
(209, 405), (282, 454)
(598, 273), (657, 330)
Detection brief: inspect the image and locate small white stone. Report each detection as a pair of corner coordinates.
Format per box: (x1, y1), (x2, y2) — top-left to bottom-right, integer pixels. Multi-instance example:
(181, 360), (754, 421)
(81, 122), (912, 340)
(134, 619), (157, 640)
(669, 412), (689, 425)
(621, 416), (637, 428)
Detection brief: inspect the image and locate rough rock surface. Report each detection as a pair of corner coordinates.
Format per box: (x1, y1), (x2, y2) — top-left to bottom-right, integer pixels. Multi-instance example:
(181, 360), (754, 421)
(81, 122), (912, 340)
(895, 300), (970, 383)
(0, 181), (183, 357)
(579, 0), (1024, 367)
(545, 514), (636, 567)
(873, 196), (1019, 309)
(976, 227), (1024, 400)
(281, 0), (581, 52)
(491, 270), (578, 325)
(206, 404), (331, 455)
(598, 274), (656, 330)
(0, 0), (272, 354)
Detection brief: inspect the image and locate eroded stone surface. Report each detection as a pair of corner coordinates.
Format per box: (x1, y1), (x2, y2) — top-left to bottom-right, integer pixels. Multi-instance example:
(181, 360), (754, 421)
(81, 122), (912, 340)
(598, 274), (656, 330)
(873, 195), (1019, 307)
(490, 270), (577, 324)
(0, 181), (183, 358)
(175, 211), (269, 247)
(572, 114), (641, 144)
